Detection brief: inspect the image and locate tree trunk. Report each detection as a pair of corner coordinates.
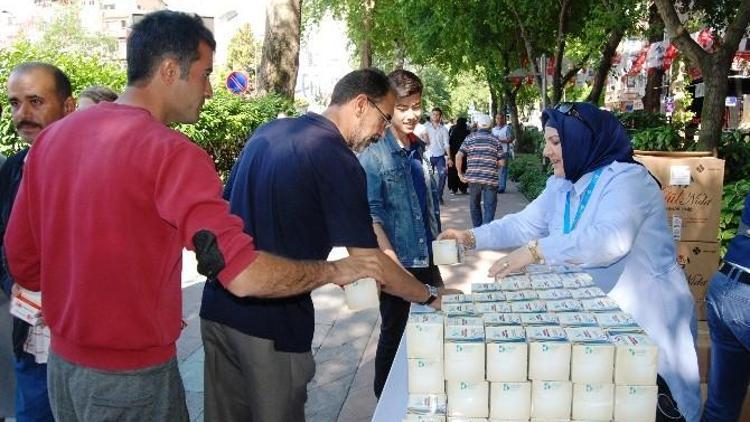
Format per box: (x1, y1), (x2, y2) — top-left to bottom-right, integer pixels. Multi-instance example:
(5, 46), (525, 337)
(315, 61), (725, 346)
(509, 4), (550, 106)
(394, 38), (406, 70)
(360, 39), (372, 68)
(586, 24), (625, 104)
(257, 0), (302, 99)
(551, 0), (572, 105)
(505, 86), (525, 152)
(699, 54), (732, 155)
(642, 4), (665, 112)
(489, 82), (499, 117)
(360, 0), (374, 68)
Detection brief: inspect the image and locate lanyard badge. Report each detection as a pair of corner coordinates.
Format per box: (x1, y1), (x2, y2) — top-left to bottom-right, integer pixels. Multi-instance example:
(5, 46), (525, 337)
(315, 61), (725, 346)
(563, 168), (604, 234)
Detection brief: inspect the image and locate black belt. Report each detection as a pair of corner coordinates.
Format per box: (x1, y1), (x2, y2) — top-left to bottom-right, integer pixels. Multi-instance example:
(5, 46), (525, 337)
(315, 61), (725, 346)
(719, 263), (750, 285)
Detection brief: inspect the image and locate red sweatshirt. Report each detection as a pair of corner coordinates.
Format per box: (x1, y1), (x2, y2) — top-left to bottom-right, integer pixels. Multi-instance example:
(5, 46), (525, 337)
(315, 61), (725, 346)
(5, 102), (257, 370)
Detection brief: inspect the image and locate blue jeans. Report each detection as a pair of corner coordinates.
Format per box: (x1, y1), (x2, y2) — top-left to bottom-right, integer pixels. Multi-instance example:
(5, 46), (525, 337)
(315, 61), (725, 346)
(429, 156), (447, 201)
(498, 152), (510, 192)
(469, 183), (497, 228)
(15, 352), (53, 422)
(702, 269), (750, 421)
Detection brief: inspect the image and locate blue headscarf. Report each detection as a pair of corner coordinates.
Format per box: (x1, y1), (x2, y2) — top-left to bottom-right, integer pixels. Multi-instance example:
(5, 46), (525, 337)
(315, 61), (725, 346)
(541, 102), (636, 183)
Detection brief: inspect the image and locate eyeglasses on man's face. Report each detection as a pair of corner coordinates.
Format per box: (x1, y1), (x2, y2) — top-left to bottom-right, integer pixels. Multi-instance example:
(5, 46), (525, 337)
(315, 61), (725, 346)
(367, 97), (392, 128)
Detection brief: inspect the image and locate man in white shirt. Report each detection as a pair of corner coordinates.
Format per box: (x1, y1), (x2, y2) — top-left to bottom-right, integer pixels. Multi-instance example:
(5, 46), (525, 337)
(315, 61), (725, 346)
(491, 113), (514, 193)
(424, 107), (451, 204)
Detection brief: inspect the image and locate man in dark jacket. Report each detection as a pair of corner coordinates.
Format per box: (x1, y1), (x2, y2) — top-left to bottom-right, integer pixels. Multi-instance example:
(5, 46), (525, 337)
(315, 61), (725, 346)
(1, 62), (75, 422)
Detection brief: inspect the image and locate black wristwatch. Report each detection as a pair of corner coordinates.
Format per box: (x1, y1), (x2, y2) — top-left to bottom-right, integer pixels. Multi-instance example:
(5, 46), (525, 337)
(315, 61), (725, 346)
(419, 284), (439, 306)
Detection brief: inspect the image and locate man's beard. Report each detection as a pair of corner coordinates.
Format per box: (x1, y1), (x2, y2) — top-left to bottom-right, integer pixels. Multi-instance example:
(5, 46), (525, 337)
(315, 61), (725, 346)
(348, 126), (380, 153)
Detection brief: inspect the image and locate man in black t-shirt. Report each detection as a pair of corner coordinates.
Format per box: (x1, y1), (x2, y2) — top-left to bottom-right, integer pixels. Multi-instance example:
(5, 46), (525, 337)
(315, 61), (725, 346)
(199, 69), (449, 422)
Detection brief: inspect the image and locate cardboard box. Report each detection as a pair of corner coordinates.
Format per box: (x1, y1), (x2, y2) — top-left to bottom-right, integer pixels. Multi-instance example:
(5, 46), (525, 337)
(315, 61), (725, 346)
(676, 241), (720, 313)
(695, 299), (707, 321)
(698, 321), (710, 383)
(635, 153), (725, 242)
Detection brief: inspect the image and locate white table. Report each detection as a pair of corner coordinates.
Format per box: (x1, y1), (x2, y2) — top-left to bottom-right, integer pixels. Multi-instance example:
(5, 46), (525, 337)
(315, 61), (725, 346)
(371, 305), (435, 421)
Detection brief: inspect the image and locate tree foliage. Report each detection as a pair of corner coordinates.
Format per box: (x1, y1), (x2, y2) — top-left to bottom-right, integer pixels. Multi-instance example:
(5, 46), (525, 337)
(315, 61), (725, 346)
(226, 23), (259, 75)
(38, 3), (118, 59)
(0, 40), (126, 155)
(175, 89), (295, 177)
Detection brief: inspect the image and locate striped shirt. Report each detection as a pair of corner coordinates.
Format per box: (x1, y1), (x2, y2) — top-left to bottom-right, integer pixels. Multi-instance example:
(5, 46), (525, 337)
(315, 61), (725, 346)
(459, 129), (502, 186)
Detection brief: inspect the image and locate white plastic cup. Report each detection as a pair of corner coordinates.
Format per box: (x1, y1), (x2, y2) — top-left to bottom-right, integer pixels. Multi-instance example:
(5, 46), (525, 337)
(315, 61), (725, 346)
(432, 239), (463, 265)
(344, 277), (379, 311)
(614, 385), (658, 422)
(490, 382), (531, 419)
(408, 358), (445, 394)
(572, 383), (614, 421)
(531, 381), (572, 419)
(446, 380), (489, 418)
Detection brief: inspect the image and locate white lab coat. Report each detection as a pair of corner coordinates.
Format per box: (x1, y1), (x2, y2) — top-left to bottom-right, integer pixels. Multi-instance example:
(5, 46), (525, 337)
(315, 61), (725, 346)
(474, 161), (702, 421)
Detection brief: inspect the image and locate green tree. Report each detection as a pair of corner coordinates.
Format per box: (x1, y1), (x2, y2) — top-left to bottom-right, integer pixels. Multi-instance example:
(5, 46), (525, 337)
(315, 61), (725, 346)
(580, 0), (647, 104)
(420, 65), (453, 117)
(655, 0), (750, 153)
(40, 4), (118, 58)
(226, 23), (259, 75)
(449, 72), (490, 118)
(175, 89), (294, 177)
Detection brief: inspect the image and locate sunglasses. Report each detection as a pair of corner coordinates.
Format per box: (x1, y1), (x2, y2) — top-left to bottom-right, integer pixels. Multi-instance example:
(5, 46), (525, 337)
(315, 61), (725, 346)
(554, 102), (594, 135)
(367, 97), (392, 128)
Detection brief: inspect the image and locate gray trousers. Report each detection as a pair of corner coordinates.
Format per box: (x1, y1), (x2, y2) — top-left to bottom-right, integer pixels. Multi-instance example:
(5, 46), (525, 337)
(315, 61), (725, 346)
(47, 352), (188, 422)
(201, 319), (315, 422)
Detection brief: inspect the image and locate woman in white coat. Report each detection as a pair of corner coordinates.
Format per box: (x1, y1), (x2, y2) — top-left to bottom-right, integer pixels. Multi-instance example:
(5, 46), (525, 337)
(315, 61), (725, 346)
(440, 102), (701, 421)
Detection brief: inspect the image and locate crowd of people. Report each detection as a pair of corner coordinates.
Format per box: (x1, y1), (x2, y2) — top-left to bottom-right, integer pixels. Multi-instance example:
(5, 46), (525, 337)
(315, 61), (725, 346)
(0, 8), (748, 422)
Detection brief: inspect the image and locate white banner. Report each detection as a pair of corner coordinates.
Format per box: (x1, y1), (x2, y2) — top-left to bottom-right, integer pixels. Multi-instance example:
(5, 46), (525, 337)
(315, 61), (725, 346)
(646, 41), (667, 69)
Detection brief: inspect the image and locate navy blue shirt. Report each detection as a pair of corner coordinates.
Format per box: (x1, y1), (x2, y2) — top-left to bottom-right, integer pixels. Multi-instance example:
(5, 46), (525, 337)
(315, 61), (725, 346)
(200, 113), (378, 352)
(725, 194), (750, 268)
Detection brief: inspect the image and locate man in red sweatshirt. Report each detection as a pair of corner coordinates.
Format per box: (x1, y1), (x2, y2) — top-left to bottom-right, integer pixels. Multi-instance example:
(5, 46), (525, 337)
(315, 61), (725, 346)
(3, 10), (386, 422)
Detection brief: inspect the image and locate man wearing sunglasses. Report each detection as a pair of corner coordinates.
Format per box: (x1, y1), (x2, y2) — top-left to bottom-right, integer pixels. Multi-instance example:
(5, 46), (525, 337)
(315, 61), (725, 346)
(199, 68), (447, 421)
(358, 69), (446, 398)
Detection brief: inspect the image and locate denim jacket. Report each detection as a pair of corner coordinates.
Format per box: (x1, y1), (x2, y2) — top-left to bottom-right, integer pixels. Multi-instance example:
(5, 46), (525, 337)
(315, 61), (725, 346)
(358, 130), (440, 268)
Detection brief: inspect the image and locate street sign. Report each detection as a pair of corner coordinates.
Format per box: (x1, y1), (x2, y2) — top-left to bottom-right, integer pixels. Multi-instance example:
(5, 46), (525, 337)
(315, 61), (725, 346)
(226, 71), (249, 95)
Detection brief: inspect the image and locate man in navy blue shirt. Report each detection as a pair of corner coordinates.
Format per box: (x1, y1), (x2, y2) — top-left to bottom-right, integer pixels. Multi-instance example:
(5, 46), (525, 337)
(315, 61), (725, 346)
(199, 68), (447, 422)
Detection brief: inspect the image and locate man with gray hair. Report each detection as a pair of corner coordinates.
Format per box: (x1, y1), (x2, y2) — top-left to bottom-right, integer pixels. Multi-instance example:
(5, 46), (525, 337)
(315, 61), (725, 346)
(456, 114), (503, 227)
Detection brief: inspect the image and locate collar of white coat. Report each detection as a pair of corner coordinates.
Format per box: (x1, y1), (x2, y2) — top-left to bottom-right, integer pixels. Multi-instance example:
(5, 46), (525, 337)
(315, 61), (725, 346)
(569, 162), (624, 196)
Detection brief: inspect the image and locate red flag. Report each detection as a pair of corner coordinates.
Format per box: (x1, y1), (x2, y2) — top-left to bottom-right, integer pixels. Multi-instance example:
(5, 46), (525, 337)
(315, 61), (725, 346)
(628, 47), (648, 76)
(688, 66), (702, 80)
(663, 43), (678, 70)
(697, 29), (714, 53)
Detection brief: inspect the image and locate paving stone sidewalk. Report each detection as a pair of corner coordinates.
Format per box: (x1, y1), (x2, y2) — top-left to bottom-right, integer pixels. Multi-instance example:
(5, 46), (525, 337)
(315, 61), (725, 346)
(176, 181), (529, 422)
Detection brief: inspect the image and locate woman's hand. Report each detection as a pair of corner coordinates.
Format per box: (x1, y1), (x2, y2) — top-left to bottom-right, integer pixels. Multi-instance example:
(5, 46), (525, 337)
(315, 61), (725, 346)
(437, 229), (473, 248)
(488, 245), (535, 279)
